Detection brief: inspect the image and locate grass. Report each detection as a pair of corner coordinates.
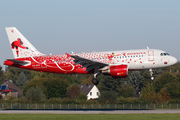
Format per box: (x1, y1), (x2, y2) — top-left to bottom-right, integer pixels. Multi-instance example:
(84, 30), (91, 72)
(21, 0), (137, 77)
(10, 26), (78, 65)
(0, 114), (180, 120)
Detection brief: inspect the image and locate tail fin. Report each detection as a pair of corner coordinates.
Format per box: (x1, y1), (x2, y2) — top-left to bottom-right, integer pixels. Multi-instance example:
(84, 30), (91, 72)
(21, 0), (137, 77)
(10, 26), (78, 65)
(5, 27), (44, 58)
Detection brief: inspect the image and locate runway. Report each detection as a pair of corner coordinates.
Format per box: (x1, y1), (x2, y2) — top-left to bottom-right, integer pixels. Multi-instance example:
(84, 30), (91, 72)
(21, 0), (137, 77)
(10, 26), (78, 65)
(0, 109), (180, 114)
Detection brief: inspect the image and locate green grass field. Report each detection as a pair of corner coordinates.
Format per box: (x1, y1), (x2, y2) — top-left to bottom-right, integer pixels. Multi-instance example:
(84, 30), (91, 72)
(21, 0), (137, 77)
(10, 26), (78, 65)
(0, 114), (180, 120)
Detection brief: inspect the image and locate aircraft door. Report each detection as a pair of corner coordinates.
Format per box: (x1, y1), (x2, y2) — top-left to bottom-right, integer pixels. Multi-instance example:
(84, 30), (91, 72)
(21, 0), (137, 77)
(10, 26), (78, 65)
(148, 50), (154, 61)
(41, 60), (47, 68)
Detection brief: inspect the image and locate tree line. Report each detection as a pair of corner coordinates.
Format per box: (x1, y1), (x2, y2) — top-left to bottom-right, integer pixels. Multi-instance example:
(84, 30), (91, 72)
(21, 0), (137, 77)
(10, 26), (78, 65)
(0, 62), (180, 104)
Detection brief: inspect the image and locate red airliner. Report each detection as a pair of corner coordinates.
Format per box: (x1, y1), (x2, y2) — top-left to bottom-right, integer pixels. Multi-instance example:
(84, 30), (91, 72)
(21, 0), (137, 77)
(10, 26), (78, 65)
(4, 27), (177, 85)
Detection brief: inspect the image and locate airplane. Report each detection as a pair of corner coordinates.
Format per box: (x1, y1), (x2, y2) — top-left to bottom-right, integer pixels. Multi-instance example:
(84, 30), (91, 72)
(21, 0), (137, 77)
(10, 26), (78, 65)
(4, 27), (177, 85)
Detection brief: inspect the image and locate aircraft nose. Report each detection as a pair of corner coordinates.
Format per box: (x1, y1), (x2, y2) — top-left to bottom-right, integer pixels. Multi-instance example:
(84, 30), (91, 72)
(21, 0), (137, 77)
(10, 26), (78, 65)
(171, 57), (178, 65)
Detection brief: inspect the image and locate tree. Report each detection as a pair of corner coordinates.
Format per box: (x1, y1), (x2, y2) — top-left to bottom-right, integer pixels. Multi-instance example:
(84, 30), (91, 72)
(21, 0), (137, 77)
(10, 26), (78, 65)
(164, 82), (180, 99)
(118, 84), (135, 98)
(24, 78), (69, 98)
(5, 66), (34, 83)
(128, 71), (144, 93)
(23, 78), (47, 96)
(99, 75), (122, 92)
(25, 86), (46, 103)
(5, 66), (21, 83)
(66, 84), (81, 99)
(16, 72), (29, 90)
(0, 66), (4, 84)
(141, 70), (152, 87)
(140, 83), (156, 103)
(42, 78), (69, 98)
(159, 88), (171, 102)
(97, 91), (117, 104)
(153, 72), (178, 93)
(81, 75), (93, 85)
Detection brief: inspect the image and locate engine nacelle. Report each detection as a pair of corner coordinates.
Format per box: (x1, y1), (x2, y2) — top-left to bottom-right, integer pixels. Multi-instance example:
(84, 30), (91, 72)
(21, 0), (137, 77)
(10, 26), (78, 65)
(102, 65), (128, 78)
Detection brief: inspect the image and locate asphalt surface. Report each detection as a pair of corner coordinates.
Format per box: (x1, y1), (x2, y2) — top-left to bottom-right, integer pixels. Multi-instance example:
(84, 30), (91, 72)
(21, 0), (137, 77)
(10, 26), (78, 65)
(0, 109), (180, 114)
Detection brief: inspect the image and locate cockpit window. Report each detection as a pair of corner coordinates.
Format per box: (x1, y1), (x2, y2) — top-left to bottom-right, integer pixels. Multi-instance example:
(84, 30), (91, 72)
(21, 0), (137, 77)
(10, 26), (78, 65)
(160, 53), (169, 56)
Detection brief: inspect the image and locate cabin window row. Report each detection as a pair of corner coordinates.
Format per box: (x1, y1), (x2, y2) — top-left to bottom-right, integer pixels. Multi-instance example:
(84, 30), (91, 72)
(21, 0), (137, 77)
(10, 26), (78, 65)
(52, 54), (144, 63)
(53, 60), (73, 63)
(91, 55), (144, 60)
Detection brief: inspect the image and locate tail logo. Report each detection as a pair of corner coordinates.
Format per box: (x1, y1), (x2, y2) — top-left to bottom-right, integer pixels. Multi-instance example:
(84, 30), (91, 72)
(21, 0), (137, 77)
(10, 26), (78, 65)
(11, 38), (29, 57)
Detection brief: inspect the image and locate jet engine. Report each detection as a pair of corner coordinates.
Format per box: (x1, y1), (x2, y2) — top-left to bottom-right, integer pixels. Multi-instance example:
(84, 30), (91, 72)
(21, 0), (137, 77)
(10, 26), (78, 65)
(102, 65), (128, 78)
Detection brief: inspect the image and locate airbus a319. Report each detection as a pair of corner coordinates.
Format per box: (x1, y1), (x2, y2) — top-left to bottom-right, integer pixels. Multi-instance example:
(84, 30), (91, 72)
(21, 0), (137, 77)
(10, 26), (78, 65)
(4, 27), (177, 85)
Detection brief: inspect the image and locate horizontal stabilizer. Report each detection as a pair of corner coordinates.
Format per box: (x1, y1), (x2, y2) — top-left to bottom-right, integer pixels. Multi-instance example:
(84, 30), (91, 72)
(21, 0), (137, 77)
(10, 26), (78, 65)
(7, 59), (29, 64)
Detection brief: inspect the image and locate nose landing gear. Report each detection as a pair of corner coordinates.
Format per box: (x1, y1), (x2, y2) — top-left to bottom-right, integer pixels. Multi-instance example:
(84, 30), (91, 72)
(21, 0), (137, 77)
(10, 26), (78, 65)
(149, 69), (154, 80)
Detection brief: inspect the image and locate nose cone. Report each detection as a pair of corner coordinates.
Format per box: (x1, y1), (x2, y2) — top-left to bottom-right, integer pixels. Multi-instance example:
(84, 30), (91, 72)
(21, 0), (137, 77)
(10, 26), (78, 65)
(171, 57), (178, 65)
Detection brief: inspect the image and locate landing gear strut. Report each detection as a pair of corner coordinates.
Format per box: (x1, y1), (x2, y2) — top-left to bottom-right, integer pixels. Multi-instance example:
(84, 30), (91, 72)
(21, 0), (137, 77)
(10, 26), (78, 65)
(149, 69), (154, 80)
(92, 70), (100, 85)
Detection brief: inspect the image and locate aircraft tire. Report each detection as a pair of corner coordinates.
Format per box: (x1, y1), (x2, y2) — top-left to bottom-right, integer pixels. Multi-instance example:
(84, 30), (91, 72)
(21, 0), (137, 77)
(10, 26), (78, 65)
(92, 78), (99, 85)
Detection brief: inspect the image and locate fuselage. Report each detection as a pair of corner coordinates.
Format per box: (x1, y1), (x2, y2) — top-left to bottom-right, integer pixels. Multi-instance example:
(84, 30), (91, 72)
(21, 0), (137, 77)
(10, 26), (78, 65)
(4, 49), (177, 74)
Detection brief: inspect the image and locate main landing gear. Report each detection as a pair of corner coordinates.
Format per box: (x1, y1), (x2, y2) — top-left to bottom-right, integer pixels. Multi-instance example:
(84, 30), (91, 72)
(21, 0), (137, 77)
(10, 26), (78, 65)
(92, 78), (99, 85)
(92, 71), (100, 85)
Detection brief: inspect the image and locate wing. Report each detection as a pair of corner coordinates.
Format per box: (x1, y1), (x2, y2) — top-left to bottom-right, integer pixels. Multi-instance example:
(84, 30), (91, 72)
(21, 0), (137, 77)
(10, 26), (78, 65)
(70, 55), (109, 72)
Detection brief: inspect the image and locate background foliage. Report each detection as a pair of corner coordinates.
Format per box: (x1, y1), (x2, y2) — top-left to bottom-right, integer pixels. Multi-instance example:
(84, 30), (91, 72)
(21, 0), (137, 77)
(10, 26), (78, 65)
(1, 62), (180, 104)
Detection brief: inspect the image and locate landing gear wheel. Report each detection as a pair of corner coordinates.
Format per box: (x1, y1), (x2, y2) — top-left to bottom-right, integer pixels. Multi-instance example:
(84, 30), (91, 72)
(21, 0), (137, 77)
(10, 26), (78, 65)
(92, 78), (99, 85)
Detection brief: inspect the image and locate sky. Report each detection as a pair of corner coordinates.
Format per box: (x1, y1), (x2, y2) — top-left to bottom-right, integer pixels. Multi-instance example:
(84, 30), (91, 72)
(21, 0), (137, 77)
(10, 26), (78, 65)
(0, 0), (180, 70)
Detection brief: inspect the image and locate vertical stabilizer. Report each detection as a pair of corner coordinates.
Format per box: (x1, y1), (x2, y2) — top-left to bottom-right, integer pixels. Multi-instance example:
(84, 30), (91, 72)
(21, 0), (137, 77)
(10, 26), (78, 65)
(5, 27), (43, 58)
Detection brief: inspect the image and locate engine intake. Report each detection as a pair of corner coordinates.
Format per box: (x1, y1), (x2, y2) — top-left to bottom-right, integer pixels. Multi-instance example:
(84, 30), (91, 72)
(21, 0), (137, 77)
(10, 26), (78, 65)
(102, 65), (128, 78)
